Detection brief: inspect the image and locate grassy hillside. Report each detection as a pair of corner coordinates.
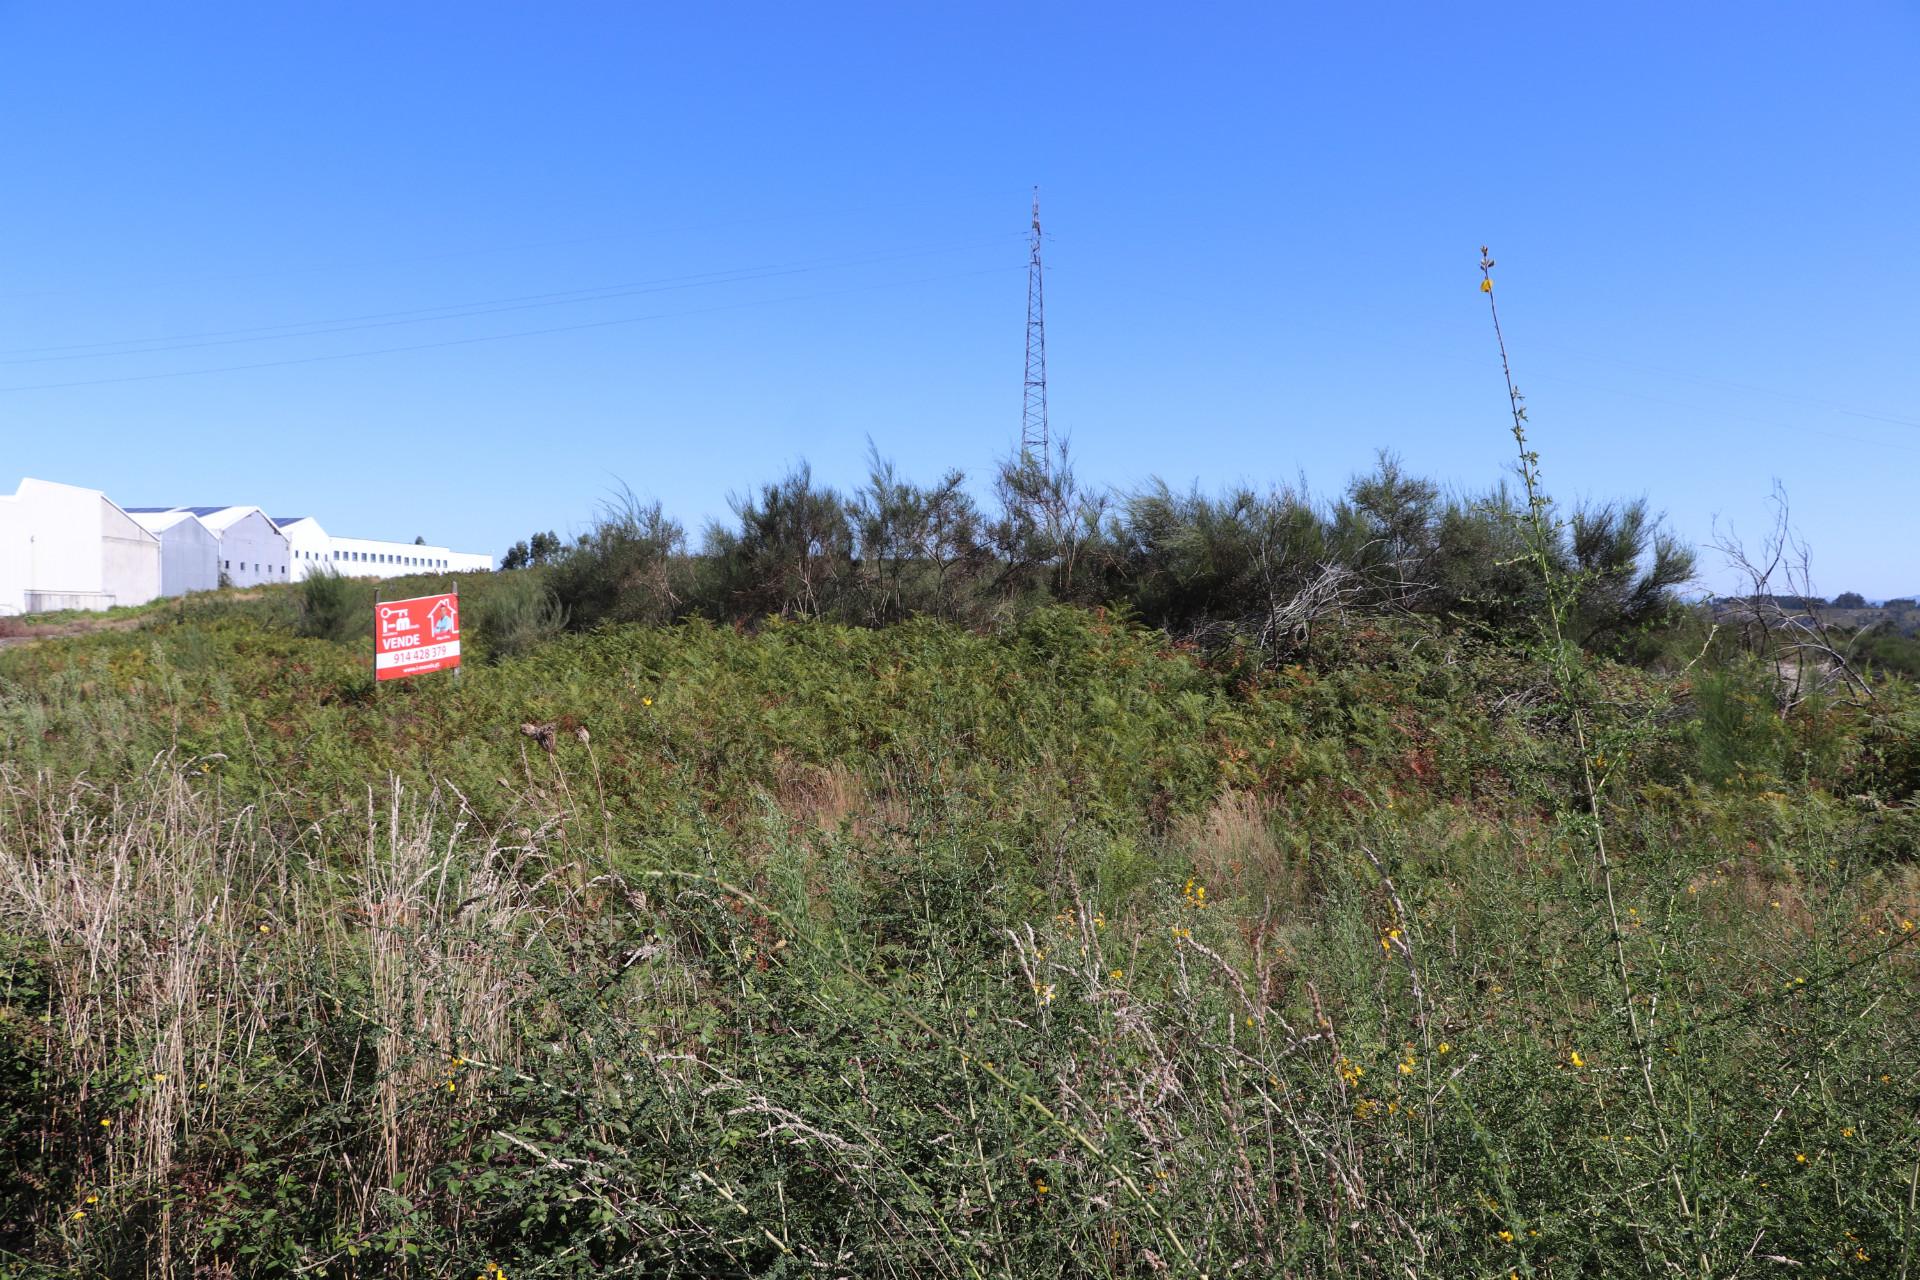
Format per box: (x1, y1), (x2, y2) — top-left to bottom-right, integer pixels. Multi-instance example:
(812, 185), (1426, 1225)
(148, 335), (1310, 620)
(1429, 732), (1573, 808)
(0, 587), (1915, 1277)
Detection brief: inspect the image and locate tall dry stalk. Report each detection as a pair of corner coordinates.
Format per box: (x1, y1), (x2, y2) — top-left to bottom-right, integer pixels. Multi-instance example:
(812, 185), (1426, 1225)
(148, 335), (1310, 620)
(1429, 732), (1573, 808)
(1478, 246), (1706, 1272)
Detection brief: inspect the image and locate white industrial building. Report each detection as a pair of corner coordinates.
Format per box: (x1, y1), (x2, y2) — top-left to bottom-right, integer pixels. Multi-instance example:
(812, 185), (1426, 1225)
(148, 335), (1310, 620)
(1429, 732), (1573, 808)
(126, 506), (291, 588)
(128, 510), (222, 597)
(275, 516), (334, 578)
(0, 478), (163, 615)
(280, 518), (492, 580)
(129, 508), (494, 584)
(2, 478), (492, 615)
(202, 507), (290, 587)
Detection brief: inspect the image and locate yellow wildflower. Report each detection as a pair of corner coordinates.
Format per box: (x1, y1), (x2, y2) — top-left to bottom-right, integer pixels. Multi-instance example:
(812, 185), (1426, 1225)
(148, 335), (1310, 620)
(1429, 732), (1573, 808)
(1795, 1152), (1807, 1164)
(1480, 278), (1493, 293)
(1569, 1050), (1585, 1068)
(1437, 1042), (1452, 1055)
(1497, 1229), (1514, 1242)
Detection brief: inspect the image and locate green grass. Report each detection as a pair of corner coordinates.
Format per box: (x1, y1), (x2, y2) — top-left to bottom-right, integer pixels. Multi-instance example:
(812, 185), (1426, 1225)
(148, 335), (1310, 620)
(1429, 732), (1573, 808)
(0, 593), (1914, 1277)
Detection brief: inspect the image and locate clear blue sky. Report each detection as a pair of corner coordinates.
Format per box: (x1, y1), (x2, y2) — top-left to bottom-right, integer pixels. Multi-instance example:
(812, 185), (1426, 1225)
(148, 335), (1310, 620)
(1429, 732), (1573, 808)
(3, 3), (1915, 595)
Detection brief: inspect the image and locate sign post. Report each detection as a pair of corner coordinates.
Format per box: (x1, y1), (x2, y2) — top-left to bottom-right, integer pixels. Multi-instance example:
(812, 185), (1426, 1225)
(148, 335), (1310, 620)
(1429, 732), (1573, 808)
(373, 591), (462, 683)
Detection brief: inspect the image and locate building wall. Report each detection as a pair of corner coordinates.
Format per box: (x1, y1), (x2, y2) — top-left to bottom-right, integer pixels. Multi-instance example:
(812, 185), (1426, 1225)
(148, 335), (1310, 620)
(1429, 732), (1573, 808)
(142, 516), (220, 596)
(0, 479), (160, 613)
(328, 535), (458, 579)
(214, 511), (290, 588)
(0, 496), (26, 615)
(15, 479), (106, 606)
(281, 519), (333, 579)
(100, 501), (162, 607)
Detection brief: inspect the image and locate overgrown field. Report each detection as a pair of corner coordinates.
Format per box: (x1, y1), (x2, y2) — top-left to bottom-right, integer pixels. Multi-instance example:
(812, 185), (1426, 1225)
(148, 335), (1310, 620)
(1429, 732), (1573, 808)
(0, 589), (1915, 1277)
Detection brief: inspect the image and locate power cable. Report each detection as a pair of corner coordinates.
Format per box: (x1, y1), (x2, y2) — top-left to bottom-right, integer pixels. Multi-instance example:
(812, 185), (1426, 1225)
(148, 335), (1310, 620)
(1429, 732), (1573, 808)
(0, 235), (1022, 363)
(0, 188), (1009, 301)
(1529, 339), (1920, 433)
(0, 264), (1024, 393)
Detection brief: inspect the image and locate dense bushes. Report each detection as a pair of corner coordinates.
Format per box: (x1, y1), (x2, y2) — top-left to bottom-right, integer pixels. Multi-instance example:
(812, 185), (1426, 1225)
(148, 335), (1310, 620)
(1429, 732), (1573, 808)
(523, 447), (1698, 664)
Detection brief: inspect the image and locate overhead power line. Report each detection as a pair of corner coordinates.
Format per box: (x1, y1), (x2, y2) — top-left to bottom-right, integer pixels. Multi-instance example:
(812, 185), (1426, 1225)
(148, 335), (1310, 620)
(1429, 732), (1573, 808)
(0, 263), (1023, 394)
(0, 235), (1023, 365)
(0, 188), (1014, 301)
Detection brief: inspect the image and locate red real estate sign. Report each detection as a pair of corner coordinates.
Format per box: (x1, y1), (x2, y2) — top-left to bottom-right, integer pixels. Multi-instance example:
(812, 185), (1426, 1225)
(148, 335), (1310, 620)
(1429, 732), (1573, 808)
(374, 592), (461, 682)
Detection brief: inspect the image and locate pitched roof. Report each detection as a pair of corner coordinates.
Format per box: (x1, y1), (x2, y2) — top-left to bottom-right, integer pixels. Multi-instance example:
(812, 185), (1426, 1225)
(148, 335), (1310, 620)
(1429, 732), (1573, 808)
(129, 510), (196, 531)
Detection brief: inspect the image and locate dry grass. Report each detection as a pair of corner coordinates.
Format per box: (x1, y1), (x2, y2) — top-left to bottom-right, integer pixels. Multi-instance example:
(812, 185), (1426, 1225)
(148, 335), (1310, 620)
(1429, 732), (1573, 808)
(0, 763), (568, 1265)
(771, 756), (866, 832)
(1172, 790), (1308, 908)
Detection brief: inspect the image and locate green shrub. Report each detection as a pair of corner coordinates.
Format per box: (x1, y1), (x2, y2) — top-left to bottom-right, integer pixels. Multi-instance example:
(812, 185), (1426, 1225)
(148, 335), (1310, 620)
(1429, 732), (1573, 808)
(1690, 663), (1793, 785)
(473, 570), (567, 661)
(546, 491), (686, 629)
(293, 565), (374, 643)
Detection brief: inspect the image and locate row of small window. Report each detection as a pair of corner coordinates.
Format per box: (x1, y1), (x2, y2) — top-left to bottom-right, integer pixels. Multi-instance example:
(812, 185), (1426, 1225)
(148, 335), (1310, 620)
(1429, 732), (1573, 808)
(293, 549), (448, 568)
(222, 562), (287, 575)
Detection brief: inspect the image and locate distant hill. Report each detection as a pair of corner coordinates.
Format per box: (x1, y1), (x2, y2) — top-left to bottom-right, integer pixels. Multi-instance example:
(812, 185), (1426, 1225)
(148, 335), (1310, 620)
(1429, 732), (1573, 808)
(1707, 596), (1920, 637)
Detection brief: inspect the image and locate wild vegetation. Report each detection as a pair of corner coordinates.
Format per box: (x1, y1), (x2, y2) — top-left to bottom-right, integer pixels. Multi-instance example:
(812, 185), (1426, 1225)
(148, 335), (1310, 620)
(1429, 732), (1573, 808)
(470, 445), (1698, 671)
(0, 271), (1915, 1277)
(1, 580), (1915, 1278)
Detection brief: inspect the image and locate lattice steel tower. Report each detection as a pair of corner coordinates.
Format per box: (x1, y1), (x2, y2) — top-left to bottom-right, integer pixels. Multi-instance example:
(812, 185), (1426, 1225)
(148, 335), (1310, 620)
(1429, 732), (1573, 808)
(1021, 187), (1050, 471)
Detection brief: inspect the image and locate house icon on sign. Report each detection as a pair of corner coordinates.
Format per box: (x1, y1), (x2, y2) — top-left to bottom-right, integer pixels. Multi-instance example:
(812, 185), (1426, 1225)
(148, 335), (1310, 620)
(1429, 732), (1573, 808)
(429, 599), (456, 637)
